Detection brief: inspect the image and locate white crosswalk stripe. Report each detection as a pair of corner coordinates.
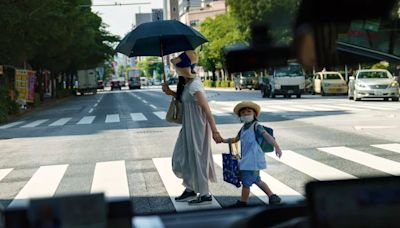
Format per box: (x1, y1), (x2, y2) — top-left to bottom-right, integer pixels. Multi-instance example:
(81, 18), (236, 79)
(153, 111), (166, 120)
(371, 143), (400, 154)
(77, 116), (96, 125)
(0, 121), (25, 129)
(211, 108), (231, 116)
(318, 146), (400, 175)
(213, 155), (304, 204)
(153, 157), (221, 211)
(8, 164), (68, 208)
(49, 117), (72, 126)
(105, 114), (120, 123)
(20, 119), (49, 128)
(0, 168), (13, 181)
(91, 161), (130, 199)
(3, 143), (400, 211)
(130, 113), (148, 121)
(267, 150), (356, 180)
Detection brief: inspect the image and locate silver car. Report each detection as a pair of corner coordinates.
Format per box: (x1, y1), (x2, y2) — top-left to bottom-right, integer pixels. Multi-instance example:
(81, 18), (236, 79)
(348, 69), (399, 101)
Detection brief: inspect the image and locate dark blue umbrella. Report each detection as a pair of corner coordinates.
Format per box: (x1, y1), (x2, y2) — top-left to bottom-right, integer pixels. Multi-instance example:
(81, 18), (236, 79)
(116, 20), (208, 57)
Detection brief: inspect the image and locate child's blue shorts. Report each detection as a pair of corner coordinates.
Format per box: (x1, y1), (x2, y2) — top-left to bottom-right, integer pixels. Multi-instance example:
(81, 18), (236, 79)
(240, 170), (260, 187)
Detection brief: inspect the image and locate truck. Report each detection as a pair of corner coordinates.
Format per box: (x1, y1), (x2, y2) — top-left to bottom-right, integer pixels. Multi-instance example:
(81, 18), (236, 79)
(76, 69), (98, 95)
(127, 69), (141, 89)
(233, 71), (257, 90)
(260, 63), (305, 98)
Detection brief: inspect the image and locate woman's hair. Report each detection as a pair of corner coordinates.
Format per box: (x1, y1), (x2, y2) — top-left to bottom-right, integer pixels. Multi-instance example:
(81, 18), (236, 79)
(176, 76), (185, 101)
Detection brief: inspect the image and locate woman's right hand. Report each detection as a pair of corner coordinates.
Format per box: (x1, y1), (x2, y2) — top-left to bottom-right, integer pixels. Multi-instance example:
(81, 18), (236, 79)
(162, 83), (172, 96)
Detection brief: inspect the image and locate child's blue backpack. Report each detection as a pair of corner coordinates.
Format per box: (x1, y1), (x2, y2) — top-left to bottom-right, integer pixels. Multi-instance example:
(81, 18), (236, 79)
(254, 122), (275, 153)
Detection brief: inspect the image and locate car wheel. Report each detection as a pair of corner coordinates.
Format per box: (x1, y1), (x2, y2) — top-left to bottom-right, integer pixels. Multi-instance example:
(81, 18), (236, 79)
(384, 98), (389, 101)
(269, 90), (276, 98)
(262, 88), (268, 98)
(392, 97), (399, 102)
(297, 94), (301, 98)
(321, 88), (326, 96)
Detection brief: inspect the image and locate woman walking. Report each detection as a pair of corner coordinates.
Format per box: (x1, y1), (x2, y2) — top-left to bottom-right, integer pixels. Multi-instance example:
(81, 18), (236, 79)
(162, 50), (223, 205)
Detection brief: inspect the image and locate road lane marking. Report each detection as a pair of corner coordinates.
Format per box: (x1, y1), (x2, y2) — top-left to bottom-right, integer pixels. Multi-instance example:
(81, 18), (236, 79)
(77, 116), (96, 125)
(291, 105), (335, 111)
(20, 119), (49, 128)
(49, 118), (72, 127)
(211, 108), (231, 116)
(105, 114), (120, 123)
(265, 106), (305, 112)
(0, 121), (26, 129)
(130, 113), (147, 121)
(94, 103), (98, 107)
(340, 103), (393, 111)
(354, 126), (396, 130)
(88, 108), (94, 114)
(8, 165), (68, 208)
(153, 111), (166, 120)
(318, 147), (400, 176)
(0, 168), (13, 182)
(330, 104), (363, 111)
(153, 157), (221, 211)
(91, 161), (130, 199)
(142, 100), (148, 104)
(267, 150), (356, 180)
(213, 155), (304, 204)
(372, 144), (400, 154)
(149, 104), (157, 109)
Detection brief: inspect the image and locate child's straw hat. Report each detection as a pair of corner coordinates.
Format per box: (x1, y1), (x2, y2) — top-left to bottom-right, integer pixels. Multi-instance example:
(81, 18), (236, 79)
(233, 101), (261, 117)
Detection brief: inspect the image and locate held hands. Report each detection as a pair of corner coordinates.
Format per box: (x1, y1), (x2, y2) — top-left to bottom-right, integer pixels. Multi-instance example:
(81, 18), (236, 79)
(212, 131), (223, 144)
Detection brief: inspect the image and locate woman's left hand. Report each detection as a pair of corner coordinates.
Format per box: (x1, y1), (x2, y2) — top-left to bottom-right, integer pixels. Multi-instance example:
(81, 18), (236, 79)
(212, 131), (223, 143)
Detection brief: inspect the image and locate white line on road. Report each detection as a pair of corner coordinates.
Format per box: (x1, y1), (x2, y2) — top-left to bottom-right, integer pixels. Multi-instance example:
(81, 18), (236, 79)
(318, 147), (400, 175)
(153, 157), (221, 211)
(77, 116), (96, 125)
(0, 168), (13, 182)
(0, 121), (25, 129)
(354, 126), (396, 130)
(213, 155), (304, 204)
(130, 113), (147, 121)
(91, 161), (130, 199)
(20, 119), (49, 128)
(49, 118), (72, 127)
(211, 108), (231, 116)
(291, 105), (334, 111)
(142, 100), (148, 104)
(105, 114), (120, 123)
(88, 108), (94, 114)
(267, 150), (356, 180)
(372, 143), (400, 154)
(149, 104), (157, 109)
(153, 111), (166, 120)
(94, 103), (98, 107)
(8, 165), (68, 208)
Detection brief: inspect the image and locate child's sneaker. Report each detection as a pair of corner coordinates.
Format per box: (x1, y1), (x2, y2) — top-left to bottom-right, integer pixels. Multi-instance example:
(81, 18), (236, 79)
(268, 194), (281, 205)
(175, 190), (197, 202)
(188, 194), (212, 205)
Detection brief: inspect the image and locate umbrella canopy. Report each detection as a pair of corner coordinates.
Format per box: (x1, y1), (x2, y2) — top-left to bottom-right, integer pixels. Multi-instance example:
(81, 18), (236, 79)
(116, 20), (208, 57)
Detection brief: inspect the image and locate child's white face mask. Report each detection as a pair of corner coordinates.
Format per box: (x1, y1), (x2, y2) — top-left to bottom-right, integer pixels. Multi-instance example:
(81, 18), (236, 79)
(240, 115), (254, 123)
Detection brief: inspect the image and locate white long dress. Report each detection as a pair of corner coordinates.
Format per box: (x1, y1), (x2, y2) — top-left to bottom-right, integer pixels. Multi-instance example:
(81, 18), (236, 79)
(171, 77), (217, 195)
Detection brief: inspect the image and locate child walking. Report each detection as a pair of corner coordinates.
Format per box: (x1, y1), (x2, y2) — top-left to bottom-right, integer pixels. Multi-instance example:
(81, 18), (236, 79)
(222, 101), (283, 207)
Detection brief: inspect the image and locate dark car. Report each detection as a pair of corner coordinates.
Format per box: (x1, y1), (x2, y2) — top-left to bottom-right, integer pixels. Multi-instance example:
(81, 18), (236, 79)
(110, 80), (122, 90)
(97, 80), (104, 90)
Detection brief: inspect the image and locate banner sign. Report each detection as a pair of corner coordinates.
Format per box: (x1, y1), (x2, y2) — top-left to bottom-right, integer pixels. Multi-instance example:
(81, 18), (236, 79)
(15, 69), (36, 103)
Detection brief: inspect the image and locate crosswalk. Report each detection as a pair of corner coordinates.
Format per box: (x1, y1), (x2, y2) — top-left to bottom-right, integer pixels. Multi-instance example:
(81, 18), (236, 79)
(1, 143), (400, 212)
(1, 101), (399, 129)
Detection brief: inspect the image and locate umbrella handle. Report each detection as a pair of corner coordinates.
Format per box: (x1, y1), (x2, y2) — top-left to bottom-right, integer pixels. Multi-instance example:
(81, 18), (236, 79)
(160, 39), (167, 84)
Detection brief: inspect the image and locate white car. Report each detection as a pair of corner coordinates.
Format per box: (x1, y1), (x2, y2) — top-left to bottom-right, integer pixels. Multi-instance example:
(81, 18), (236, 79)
(313, 71), (348, 95)
(348, 69), (399, 101)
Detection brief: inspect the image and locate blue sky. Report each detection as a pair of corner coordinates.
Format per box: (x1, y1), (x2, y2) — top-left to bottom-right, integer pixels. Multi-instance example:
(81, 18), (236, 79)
(92, 0), (163, 38)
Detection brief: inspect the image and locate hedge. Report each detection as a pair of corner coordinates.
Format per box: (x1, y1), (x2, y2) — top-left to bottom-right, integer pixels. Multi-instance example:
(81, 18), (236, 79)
(203, 80), (234, 88)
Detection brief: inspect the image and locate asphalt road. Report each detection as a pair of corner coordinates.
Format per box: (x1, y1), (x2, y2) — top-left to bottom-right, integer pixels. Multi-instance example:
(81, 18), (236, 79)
(1, 86), (400, 214)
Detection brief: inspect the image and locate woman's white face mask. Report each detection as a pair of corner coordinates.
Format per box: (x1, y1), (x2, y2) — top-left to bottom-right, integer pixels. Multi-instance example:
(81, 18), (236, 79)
(240, 115), (254, 123)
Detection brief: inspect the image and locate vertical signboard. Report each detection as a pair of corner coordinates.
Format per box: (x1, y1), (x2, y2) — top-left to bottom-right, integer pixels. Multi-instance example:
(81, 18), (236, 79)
(15, 69), (36, 103)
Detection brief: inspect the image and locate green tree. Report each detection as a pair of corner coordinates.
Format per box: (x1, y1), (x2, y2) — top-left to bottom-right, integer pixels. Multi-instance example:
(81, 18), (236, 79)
(227, 0), (298, 44)
(137, 57), (163, 79)
(199, 13), (243, 78)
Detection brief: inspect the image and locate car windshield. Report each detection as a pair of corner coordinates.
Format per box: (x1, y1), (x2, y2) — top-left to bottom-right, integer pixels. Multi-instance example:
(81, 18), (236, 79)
(323, 74), (343, 80)
(2, 0), (400, 226)
(275, 65), (304, 77)
(357, 71), (390, 79)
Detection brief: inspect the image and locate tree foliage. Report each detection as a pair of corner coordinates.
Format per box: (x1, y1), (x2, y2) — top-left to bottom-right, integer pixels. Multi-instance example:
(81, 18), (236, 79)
(227, 0), (298, 44)
(137, 57), (163, 79)
(199, 13), (243, 72)
(0, 0), (118, 72)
